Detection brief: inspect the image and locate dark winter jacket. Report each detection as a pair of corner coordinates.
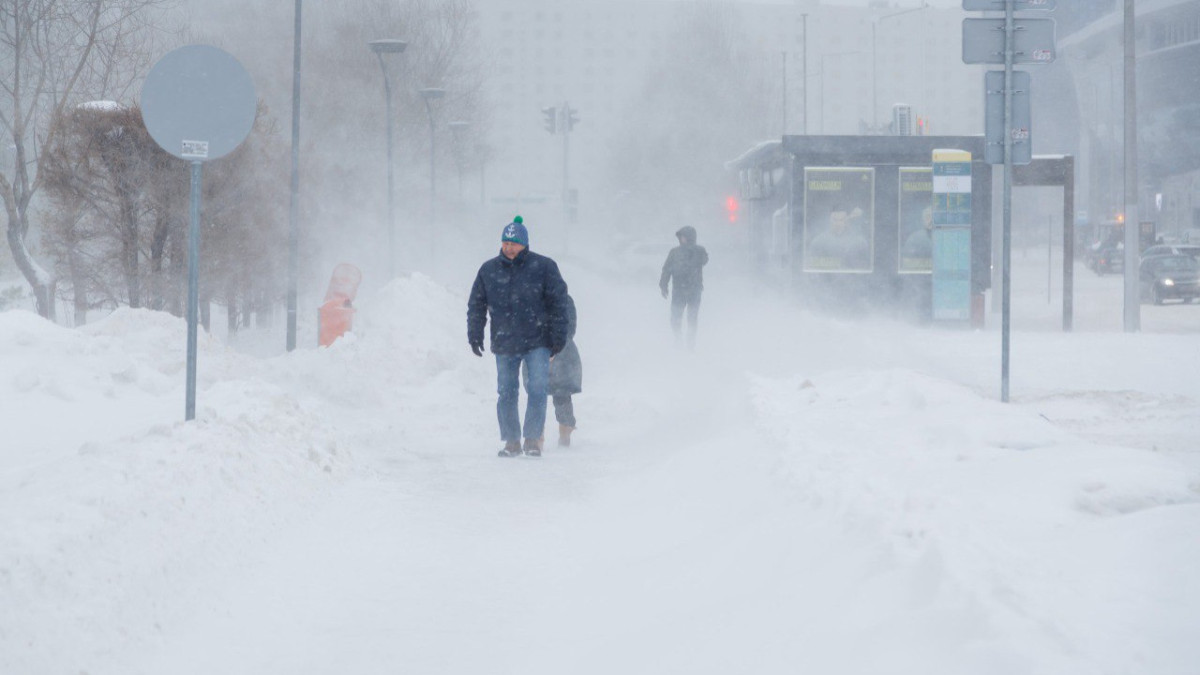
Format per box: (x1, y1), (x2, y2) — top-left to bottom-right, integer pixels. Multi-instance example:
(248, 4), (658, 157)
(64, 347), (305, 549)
(468, 248), (570, 355)
(659, 226), (709, 298)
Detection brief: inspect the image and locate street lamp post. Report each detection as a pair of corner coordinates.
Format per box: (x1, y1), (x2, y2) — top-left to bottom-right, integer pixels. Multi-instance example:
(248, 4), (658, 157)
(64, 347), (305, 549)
(286, 0), (302, 352)
(801, 13), (808, 134)
(368, 39), (407, 279)
(871, 2), (928, 133)
(448, 120), (470, 199)
(418, 88), (446, 234)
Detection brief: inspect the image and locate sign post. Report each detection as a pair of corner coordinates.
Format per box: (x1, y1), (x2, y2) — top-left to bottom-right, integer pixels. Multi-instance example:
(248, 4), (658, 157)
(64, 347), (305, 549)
(963, 0), (1055, 402)
(141, 45), (257, 421)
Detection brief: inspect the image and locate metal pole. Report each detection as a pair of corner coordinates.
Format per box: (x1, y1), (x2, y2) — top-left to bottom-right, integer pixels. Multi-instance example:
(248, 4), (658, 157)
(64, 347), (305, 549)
(562, 103), (570, 253)
(1122, 0), (1140, 332)
(286, 0), (302, 352)
(820, 56), (825, 133)
(427, 101), (436, 231)
(782, 51), (787, 135)
(1001, 0), (1014, 402)
(376, 54), (395, 280)
(186, 161), (202, 421)
(1047, 214), (1052, 303)
(801, 14), (808, 134)
(871, 20), (877, 132)
(1063, 156), (1074, 331)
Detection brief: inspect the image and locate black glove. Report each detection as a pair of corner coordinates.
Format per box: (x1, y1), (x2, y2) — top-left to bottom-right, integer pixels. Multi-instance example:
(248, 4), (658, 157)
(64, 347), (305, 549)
(660, 287), (668, 299)
(470, 339), (484, 357)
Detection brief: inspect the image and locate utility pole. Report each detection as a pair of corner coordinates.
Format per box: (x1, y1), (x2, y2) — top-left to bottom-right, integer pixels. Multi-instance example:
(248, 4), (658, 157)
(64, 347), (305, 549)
(1122, 0), (1140, 332)
(286, 0), (302, 351)
(782, 51), (787, 135)
(546, 104), (579, 253)
(801, 13), (808, 134)
(562, 102), (569, 240)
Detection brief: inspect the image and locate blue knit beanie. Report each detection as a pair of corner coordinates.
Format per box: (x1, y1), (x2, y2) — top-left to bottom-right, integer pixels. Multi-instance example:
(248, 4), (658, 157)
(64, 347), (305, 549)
(501, 215), (528, 246)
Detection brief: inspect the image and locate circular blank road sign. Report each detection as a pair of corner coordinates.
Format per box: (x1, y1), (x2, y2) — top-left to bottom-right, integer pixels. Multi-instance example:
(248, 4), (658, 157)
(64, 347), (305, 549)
(141, 45), (256, 162)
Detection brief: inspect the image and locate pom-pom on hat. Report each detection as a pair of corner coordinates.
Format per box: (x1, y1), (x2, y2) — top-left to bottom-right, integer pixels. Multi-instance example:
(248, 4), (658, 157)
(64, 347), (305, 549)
(501, 215), (529, 246)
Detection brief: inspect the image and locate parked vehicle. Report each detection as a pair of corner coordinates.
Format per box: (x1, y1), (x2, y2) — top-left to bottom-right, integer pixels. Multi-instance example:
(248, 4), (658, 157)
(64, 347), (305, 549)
(1141, 243), (1200, 260)
(1088, 242), (1124, 274)
(1139, 254), (1200, 304)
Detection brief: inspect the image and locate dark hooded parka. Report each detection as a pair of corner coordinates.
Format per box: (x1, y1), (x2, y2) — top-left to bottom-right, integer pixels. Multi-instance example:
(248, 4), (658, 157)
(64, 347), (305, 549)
(659, 225), (709, 300)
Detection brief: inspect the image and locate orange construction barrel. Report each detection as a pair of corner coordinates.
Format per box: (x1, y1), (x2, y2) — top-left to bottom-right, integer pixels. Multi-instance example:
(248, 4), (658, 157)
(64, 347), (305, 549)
(317, 263), (362, 347)
(318, 298), (355, 347)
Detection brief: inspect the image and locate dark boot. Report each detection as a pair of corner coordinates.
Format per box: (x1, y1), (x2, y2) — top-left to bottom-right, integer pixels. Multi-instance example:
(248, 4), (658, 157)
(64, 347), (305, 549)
(498, 440), (522, 458)
(522, 437), (542, 458)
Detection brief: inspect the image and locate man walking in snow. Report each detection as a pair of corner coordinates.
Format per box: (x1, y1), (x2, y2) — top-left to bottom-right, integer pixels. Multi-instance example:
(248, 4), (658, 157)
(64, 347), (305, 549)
(659, 225), (709, 349)
(468, 216), (571, 458)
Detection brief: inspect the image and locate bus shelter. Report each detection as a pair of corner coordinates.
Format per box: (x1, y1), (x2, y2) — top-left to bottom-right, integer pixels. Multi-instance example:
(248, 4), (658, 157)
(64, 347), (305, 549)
(731, 135), (993, 323)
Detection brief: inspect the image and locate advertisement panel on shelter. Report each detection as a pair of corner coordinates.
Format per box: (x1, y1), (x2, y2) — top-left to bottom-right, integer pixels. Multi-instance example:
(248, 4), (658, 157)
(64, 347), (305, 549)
(898, 167), (934, 273)
(803, 167), (875, 272)
(931, 149), (973, 322)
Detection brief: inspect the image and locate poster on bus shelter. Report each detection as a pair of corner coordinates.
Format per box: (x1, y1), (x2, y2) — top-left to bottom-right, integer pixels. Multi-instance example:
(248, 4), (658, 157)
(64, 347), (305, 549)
(803, 167), (874, 272)
(898, 167), (934, 273)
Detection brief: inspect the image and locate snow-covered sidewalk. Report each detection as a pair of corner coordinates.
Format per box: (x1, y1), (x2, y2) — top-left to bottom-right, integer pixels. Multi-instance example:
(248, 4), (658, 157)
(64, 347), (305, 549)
(2, 260), (1198, 674)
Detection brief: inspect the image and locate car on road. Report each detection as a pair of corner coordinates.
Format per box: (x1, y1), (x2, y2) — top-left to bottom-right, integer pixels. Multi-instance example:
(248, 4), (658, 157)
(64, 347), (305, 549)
(1141, 243), (1200, 260)
(1088, 242), (1124, 274)
(1139, 254), (1200, 304)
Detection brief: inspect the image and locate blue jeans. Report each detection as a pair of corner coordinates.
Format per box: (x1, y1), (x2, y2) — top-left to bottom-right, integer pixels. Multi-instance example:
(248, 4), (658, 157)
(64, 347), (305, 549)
(495, 347), (550, 443)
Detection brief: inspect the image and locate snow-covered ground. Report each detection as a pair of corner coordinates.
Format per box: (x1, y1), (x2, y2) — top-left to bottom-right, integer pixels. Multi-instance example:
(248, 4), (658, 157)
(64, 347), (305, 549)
(2, 246), (1198, 675)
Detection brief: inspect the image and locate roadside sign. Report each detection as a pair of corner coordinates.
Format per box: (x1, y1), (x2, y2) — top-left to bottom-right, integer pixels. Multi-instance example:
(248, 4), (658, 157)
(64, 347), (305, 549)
(984, 70), (1032, 165)
(140, 45), (256, 422)
(141, 45), (256, 162)
(963, 0), (1056, 10)
(962, 18), (1056, 64)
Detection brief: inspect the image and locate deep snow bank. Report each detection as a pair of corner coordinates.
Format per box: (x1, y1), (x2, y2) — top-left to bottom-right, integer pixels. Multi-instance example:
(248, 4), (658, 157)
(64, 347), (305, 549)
(0, 308), (345, 673)
(751, 368), (1200, 674)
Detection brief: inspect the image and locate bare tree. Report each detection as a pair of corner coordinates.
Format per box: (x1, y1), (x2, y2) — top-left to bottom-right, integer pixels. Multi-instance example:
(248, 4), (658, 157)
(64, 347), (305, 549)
(40, 97), (287, 331)
(0, 0), (174, 319)
(199, 101), (288, 334)
(40, 102), (161, 316)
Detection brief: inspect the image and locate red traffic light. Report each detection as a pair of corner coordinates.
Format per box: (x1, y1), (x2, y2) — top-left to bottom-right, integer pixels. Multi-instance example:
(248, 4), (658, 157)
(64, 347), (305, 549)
(726, 196), (739, 223)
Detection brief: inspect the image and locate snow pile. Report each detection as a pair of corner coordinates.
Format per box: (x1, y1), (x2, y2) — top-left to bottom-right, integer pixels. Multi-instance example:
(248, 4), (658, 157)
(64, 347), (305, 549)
(751, 368), (1200, 673)
(0, 308), (345, 675)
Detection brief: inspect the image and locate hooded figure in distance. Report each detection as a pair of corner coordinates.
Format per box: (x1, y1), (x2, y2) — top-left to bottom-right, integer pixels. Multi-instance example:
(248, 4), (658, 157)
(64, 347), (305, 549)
(659, 225), (709, 349)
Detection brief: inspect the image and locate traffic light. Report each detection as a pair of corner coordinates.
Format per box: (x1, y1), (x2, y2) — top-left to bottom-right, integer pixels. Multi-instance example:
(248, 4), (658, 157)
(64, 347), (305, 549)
(566, 107), (579, 131)
(542, 106), (557, 134)
(725, 195), (739, 223)
(916, 116), (926, 136)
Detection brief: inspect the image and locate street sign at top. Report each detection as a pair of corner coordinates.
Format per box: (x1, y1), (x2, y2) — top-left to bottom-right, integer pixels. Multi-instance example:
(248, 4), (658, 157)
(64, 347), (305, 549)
(962, 18), (1056, 64)
(963, 0), (1056, 10)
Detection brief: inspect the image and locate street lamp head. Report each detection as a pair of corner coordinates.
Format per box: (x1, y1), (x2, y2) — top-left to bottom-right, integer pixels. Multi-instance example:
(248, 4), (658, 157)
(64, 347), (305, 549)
(369, 39), (407, 54)
(418, 87), (446, 100)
